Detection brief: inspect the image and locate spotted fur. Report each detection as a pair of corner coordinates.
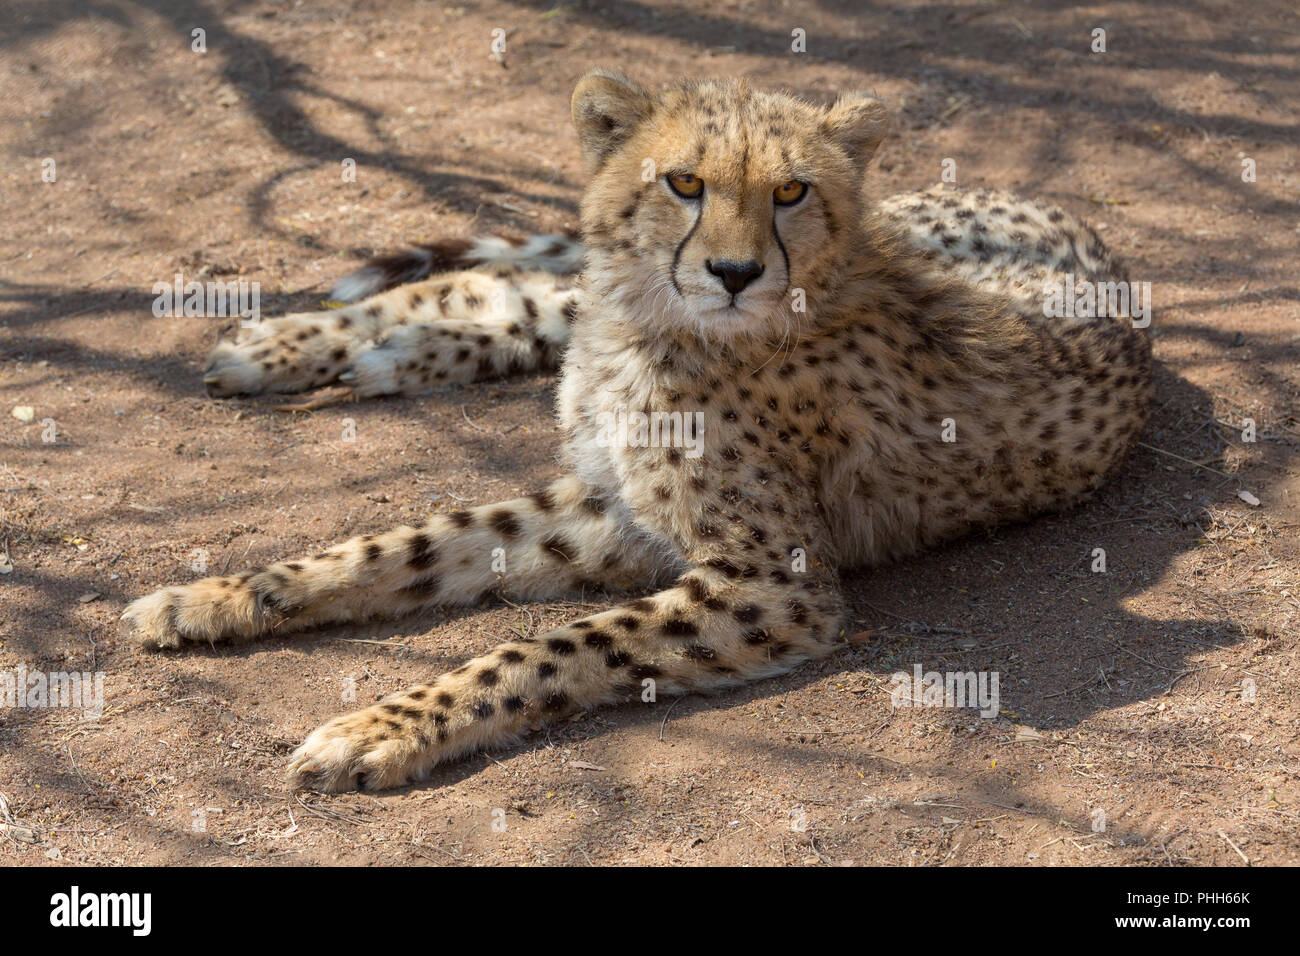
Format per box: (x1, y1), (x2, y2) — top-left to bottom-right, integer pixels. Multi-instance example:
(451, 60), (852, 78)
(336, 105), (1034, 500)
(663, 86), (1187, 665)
(123, 73), (1152, 792)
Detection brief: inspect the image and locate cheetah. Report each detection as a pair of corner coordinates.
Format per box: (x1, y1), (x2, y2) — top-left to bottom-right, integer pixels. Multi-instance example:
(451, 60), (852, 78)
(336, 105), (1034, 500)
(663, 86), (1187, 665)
(122, 72), (1153, 792)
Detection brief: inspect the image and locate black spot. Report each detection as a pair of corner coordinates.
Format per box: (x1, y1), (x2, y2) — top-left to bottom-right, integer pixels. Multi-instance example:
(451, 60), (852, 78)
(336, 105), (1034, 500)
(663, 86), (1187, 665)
(407, 533), (437, 569)
(584, 630), (613, 649)
(477, 668), (499, 687)
(537, 662), (557, 679)
(705, 558), (742, 579)
(398, 575), (441, 598)
(490, 509), (522, 538)
(504, 695), (526, 712)
(473, 701), (495, 720)
(548, 637), (576, 655)
(541, 534), (575, 563)
(662, 618), (698, 638)
(605, 650), (630, 668)
(733, 604), (762, 624)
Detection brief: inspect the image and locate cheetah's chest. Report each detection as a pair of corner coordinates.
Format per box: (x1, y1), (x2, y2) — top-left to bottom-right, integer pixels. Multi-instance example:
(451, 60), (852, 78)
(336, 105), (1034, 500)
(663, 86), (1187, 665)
(557, 332), (859, 563)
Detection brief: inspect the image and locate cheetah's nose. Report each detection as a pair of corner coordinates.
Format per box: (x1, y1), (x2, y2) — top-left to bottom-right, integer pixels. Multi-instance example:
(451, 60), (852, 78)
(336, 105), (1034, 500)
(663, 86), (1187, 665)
(706, 259), (764, 296)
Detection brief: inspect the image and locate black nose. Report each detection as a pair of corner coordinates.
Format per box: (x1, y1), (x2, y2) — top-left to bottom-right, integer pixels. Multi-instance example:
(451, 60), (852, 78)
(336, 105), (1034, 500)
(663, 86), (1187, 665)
(706, 259), (764, 296)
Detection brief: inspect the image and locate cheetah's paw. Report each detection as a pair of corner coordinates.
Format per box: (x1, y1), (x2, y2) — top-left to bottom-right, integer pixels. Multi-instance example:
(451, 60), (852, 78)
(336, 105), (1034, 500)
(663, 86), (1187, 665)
(120, 577), (275, 650)
(203, 314), (358, 397)
(288, 708), (432, 792)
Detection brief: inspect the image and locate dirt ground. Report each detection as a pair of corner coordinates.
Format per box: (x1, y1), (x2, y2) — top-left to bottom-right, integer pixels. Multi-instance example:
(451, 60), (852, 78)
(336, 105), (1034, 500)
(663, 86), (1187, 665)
(1, 0), (1298, 867)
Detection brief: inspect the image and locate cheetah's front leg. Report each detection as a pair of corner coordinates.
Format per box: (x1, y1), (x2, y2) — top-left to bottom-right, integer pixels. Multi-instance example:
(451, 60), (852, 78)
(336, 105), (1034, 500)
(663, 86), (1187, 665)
(121, 475), (678, 649)
(288, 568), (846, 791)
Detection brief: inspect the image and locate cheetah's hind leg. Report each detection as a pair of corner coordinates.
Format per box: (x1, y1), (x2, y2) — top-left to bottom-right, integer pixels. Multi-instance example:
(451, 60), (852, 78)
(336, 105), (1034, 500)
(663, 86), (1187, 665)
(201, 232), (585, 398)
(203, 271), (580, 398)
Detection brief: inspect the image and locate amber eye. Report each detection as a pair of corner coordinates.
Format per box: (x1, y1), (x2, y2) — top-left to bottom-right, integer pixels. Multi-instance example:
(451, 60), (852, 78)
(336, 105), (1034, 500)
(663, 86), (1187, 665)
(774, 180), (807, 206)
(668, 172), (704, 199)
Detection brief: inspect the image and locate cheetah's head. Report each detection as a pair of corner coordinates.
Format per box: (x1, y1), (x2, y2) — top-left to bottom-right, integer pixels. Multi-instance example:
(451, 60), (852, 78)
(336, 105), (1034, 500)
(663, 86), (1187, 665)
(572, 71), (887, 343)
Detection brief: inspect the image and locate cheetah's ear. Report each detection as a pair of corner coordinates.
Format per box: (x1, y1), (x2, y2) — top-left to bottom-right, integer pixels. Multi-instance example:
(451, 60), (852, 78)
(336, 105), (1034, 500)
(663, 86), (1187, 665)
(822, 94), (889, 170)
(572, 70), (654, 169)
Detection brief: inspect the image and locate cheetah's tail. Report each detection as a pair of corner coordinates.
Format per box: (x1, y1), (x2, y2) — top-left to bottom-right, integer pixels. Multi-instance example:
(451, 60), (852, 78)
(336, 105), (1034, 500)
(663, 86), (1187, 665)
(330, 231), (585, 303)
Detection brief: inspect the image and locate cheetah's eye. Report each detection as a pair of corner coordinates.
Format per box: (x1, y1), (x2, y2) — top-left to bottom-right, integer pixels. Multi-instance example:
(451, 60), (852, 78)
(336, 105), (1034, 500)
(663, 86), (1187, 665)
(667, 173), (703, 199)
(774, 180), (808, 206)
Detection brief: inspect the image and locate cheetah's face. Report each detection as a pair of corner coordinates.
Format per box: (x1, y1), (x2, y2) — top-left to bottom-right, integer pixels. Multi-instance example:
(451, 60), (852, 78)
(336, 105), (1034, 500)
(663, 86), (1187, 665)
(572, 72), (888, 343)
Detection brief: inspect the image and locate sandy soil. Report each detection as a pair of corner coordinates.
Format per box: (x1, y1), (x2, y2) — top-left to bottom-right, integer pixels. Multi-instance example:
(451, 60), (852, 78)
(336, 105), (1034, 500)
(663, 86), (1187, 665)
(1, 0), (1298, 866)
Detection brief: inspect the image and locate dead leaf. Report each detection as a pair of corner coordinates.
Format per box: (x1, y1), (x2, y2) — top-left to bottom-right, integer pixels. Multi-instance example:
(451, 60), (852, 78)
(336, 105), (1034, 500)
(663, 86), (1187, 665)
(568, 760), (607, 772)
